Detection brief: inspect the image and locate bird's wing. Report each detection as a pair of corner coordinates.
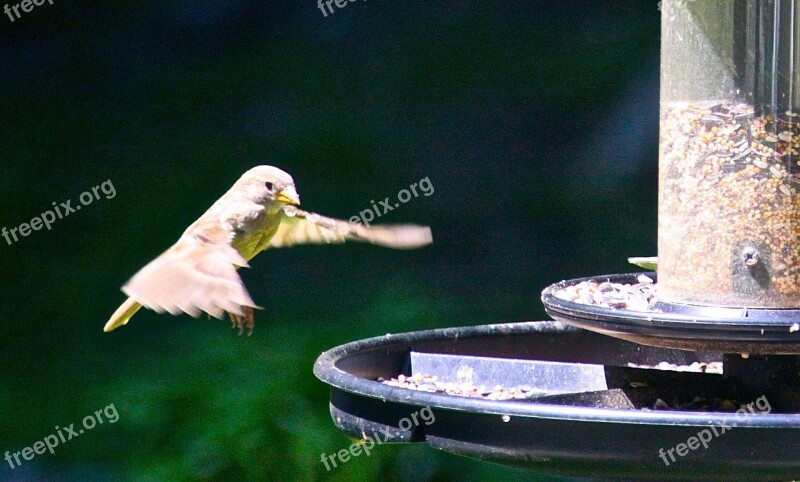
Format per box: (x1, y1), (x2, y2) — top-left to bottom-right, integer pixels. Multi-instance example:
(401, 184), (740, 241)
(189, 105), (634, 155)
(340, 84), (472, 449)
(122, 220), (257, 319)
(267, 205), (432, 249)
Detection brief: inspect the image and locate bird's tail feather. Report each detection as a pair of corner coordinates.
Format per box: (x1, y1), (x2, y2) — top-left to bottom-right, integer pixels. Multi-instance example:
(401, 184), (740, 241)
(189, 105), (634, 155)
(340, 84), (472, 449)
(104, 297), (142, 332)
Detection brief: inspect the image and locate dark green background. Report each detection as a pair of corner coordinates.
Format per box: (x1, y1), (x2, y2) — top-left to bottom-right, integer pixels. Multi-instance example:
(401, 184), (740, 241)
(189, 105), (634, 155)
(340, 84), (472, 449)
(0, 1), (659, 480)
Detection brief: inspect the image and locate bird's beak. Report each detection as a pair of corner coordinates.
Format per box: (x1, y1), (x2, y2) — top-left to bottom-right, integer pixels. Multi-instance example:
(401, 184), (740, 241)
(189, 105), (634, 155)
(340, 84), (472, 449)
(276, 186), (300, 206)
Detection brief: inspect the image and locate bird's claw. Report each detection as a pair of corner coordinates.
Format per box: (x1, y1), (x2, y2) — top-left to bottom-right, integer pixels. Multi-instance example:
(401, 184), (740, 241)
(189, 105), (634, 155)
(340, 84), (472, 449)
(228, 306), (255, 335)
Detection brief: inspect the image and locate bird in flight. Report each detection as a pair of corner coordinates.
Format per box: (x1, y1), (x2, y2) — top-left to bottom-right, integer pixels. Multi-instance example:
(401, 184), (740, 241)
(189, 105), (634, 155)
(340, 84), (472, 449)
(104, 165), (432, 334)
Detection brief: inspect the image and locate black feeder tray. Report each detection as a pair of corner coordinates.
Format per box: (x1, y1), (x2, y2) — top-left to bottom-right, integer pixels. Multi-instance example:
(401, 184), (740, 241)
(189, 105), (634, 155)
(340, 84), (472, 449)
(313, 318), (800, 481)
(542, 272), (800, 356)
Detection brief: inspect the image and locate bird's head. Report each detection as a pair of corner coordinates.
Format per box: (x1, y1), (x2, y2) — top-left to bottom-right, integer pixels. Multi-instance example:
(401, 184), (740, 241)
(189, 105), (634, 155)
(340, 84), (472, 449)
(236, 165), (301, 207)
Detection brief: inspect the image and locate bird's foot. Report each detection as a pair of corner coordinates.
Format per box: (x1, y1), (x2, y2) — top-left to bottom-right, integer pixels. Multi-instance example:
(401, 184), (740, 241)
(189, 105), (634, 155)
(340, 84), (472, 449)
(228, 306), (255, 335)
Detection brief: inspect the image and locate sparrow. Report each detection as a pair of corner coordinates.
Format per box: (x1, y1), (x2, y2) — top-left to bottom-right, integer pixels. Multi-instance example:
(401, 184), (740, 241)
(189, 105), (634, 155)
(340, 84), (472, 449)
(104, 165), (432, 334)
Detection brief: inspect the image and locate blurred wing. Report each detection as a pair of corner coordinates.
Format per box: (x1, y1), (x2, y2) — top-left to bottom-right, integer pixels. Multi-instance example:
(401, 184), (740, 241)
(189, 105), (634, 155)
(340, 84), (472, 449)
(268, 205), (432, 249)
(122, 220), (257, 319)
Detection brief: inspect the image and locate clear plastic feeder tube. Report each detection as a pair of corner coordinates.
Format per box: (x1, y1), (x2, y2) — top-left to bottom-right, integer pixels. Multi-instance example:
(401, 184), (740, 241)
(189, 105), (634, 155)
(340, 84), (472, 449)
(658, 0), (800, 307)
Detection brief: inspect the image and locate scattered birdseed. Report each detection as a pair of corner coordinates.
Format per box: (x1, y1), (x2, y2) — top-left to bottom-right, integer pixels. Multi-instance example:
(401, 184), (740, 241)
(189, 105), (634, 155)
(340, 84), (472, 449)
(380, 367), (760, 413)
(627, 361), (723, 375)
(378, 373), (549, 400)
(658, 101), (800, 307)
(553, 277), (657, 312)
(553, 278), (800, 340)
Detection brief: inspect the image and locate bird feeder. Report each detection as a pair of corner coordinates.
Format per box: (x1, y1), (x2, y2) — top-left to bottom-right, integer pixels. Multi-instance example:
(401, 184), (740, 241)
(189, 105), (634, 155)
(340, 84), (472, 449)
(314, 1), (800, 479)
(658, 0), (800, 309)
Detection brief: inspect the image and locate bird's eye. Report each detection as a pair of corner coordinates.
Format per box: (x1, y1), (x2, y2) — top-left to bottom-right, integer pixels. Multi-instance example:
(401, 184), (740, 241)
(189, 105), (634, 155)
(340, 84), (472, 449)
(265, 182), (274, 191)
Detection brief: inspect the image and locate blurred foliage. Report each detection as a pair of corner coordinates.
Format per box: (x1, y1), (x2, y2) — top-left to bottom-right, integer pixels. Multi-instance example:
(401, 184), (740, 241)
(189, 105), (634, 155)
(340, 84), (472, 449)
(0, 1), (659, 480)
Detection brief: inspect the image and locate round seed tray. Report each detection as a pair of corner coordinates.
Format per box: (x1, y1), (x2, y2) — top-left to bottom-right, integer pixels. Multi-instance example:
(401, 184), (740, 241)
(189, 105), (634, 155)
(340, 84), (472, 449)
(313, 321), (800, 481)
(542, 273), (800, 354)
